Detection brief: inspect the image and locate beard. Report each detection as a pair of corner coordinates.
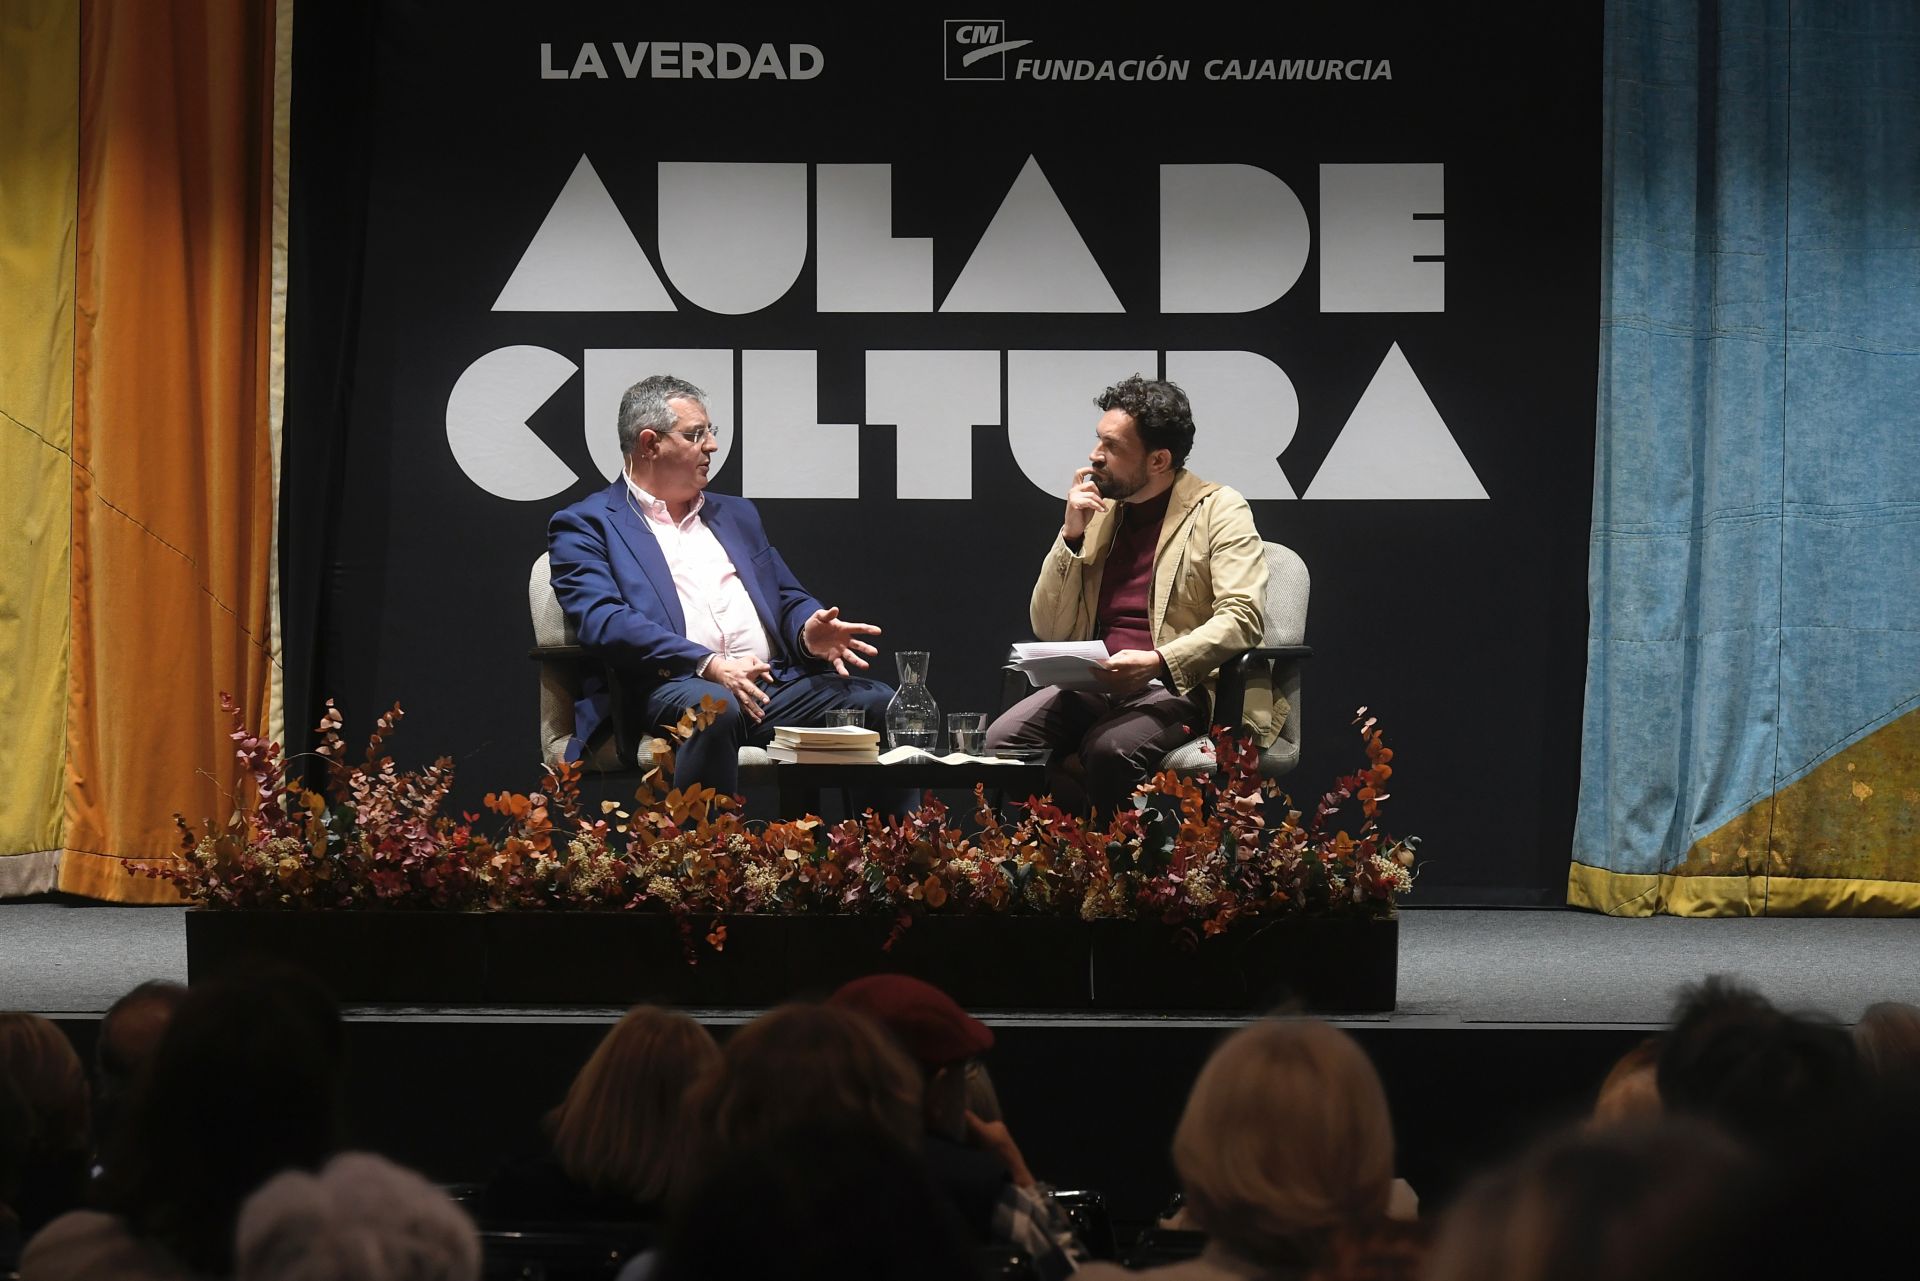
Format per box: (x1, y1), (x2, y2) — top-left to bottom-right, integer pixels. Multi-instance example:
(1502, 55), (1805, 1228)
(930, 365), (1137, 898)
(1092, 467), (1142, 501)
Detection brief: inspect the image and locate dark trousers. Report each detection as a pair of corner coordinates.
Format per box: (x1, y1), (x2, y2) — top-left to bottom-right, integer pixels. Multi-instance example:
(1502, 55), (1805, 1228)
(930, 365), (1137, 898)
(986, 684), (1210, 820)
(641, 672), (909, 813)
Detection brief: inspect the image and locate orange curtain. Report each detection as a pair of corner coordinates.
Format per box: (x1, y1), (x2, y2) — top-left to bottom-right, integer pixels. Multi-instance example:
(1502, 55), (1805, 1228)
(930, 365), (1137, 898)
(58, 0), (279, 900)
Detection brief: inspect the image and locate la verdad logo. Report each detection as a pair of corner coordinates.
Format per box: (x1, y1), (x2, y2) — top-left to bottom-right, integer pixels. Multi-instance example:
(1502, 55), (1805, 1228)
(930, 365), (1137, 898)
(446, 155), (1485, 505)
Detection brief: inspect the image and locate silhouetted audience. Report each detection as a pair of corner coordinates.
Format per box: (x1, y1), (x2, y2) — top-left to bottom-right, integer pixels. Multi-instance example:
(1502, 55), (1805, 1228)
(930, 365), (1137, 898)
(237, 1152), (481, 1281)
(23, 961), (1920, 1281)
(704, 1002), (925, 1150)
(0, 1012), (91, 1239)
(653, 1123), (976, 1281)
(1081, 1019), (1401, 1281)
(90, 981), (187, 1179)
(830, 975), (1081, 1277)
(1, 1074), (32, 1272)
(1656, 976), (1863, 1156)
(21, 966), (344, 1281)
(1587, 1034), (1661, 1128)
(1853, 999), (1920, 1091)
(483, 1005), (718, 1225)
(1426, 1119), (1756, 1281)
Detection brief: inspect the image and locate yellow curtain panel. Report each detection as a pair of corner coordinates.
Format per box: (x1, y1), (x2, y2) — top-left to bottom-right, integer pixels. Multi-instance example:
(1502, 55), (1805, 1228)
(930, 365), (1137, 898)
(0, 0), (281, 902)
(0, 1), (78, 895)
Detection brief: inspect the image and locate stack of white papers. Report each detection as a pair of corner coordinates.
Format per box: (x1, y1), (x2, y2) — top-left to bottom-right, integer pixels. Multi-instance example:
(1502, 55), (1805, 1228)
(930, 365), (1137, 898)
(1007, 640), (1110, 691)
(768, 724), (880, 764)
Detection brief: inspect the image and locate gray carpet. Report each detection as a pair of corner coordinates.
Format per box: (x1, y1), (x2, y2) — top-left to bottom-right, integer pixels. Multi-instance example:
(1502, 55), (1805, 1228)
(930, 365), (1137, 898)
(4, 902), (1919, 1026)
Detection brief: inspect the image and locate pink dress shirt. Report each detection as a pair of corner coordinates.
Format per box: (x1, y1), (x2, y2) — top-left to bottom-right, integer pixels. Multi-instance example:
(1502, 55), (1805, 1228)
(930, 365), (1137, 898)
(624, 477), (772, 669)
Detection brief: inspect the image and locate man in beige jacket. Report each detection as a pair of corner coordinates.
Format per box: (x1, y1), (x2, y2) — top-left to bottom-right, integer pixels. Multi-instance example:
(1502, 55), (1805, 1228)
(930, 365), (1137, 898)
(986, 375), (1272, 818)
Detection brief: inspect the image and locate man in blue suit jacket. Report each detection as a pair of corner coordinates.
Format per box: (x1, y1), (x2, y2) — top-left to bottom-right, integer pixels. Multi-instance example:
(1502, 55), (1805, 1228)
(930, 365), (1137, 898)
(547, 374), (895, 796)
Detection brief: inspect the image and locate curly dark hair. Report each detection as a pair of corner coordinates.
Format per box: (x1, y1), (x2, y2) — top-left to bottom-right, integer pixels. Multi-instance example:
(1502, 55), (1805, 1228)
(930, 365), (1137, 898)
(1095, 375), (1195, 470)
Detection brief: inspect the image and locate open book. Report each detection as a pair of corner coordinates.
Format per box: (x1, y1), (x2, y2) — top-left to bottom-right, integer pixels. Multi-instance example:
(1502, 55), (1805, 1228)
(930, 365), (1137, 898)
(1007, 640), (1109, 691)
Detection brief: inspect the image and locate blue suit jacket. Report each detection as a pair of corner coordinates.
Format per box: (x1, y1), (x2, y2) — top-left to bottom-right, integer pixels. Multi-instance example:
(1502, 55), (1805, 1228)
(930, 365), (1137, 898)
(546, 481), (826, 762)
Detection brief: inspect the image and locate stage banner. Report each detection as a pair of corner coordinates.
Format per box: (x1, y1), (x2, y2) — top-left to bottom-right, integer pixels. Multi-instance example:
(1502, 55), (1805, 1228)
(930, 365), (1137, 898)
(283, 4), (1600, 901)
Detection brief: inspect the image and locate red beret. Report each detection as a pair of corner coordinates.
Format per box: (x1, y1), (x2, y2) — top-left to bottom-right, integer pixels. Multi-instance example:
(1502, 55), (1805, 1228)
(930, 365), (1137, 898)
(829, 975), (994, 1068)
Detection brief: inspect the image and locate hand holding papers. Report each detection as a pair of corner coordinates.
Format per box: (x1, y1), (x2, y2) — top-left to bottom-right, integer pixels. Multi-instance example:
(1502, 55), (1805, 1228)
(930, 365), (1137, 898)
(1008, 640), (1110, 691)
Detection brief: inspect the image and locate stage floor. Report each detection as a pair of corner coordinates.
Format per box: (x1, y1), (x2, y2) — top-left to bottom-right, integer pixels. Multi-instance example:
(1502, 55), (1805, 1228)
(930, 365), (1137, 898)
(7, 902), (1919, 1027)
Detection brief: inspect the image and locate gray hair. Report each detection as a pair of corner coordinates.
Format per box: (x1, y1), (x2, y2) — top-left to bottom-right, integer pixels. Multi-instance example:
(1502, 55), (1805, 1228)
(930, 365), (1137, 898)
(618, 374), (706, 457)
(236, 1151), (481, 1281)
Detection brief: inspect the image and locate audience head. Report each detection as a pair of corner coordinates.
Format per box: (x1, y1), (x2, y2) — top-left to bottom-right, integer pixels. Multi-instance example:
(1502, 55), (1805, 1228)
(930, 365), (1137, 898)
(547, 1005), (719, 1209)
(0, 1011), (90, 1233)
(1170, 1019), (1394, 1268)
(236, 1152), (480, 1281)
(1657, 976), (1861, 1153)
(829, 975), (993, 1141)
(654, 1122), (974, 1281)
(1427, 1119), (1756, 1281)
(0, 1072), (29, 1224)
(93, 980), (188, 1156)
(1588, 1035), (1661, 1128)
(99, 965), (345, 1274)
(706, 1003), (922, 1153)
(1853, 1000), (1920, 1088)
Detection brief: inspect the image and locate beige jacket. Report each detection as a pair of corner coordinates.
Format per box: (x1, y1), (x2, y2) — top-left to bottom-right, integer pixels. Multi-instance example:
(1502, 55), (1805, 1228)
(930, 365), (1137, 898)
(1029, 469), (1280, 745)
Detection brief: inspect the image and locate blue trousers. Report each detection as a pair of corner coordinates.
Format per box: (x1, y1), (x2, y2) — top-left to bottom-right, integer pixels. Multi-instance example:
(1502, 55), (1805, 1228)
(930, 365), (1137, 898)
(640, 672), (908, 813)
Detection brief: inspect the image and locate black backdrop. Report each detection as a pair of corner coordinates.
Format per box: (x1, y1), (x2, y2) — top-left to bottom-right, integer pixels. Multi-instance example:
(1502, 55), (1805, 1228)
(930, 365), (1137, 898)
(283, 3), (1599, 903)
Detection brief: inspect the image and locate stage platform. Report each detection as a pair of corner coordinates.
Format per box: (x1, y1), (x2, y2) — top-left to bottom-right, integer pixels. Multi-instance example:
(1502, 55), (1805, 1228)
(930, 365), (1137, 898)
(7, 903), (1919, 1221)
(8, 901), (1918, 1024)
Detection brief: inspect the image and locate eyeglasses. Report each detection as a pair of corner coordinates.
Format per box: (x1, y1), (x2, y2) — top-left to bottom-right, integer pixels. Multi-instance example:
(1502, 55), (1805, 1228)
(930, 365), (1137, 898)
(663, 425), (721, 445)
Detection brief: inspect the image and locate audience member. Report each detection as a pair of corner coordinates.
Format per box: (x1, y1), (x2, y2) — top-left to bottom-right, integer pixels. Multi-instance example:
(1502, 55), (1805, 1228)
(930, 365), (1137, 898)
(236, 1152), (481, 1281)
(1656, 976), (1861, 1156)
(1425, 1119), (1756, 1281)
(1, 1074), (32, 1272)
(0, 1012), (91, 1237)
(703, 1002), (923, 1151)
(21, 966), (345, 1281)
(1587, 1035), (1661, 1128)
(830, 975), (1081, 1277)
(90, 981), (188, 1176)
(482, 1005), (718, 1224)
(652, 1122), (976, 1281)
(1852, 999), (1920, 1090)
(1082, 1019), (1398, 1281)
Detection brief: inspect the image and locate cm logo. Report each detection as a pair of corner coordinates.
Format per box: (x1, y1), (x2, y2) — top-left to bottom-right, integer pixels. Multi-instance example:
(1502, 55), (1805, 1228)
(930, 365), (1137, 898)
(944, 19), (1031, 80)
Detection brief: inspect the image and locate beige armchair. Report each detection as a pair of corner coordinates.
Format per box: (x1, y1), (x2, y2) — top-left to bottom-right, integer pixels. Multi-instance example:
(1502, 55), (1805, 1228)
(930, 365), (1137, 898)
(529, 553), (773, 778)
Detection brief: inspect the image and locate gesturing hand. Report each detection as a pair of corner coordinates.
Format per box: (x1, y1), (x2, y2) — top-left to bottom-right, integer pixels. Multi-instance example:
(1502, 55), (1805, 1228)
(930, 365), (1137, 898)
(705, 653), (773, 721)
(801, 606), (882, 677)
(1062, 466), (1108, 541)
(1094, 648), (1163, 696)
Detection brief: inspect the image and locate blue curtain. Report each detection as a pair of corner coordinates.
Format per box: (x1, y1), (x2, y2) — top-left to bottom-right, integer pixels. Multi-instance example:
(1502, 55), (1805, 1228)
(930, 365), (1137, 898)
(1574, 0), (1920, 914)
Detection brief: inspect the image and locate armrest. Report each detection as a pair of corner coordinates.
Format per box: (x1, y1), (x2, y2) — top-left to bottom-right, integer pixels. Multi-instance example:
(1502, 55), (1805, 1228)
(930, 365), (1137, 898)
(1211, 646), (1312, 732)
(531, 643), (640, 767)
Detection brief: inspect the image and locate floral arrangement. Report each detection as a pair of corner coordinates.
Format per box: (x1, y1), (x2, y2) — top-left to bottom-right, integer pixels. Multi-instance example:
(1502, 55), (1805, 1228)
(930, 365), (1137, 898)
(147, 695), (1416, 951)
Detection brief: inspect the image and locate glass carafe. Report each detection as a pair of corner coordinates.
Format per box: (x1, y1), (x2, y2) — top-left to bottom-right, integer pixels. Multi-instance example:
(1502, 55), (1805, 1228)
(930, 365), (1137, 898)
(884, 651), (941, 751)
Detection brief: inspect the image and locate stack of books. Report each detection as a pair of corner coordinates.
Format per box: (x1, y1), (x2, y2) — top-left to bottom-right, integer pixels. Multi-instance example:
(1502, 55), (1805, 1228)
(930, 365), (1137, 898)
(766, 724), (881, 764)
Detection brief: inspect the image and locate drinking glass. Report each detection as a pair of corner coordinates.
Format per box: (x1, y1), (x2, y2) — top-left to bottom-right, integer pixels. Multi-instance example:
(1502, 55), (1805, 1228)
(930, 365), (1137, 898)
(947, 712), (987, 756)
(822, 708), (867, 728)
